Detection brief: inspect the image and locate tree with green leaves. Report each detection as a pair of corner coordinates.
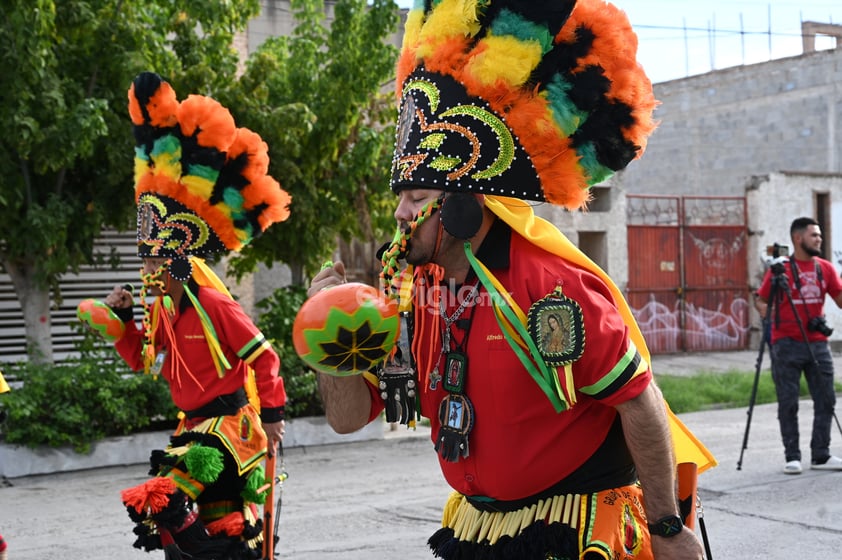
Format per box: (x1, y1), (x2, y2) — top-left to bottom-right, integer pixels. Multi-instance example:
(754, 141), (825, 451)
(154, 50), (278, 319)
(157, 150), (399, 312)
(0, 0), (261, 363)
(222, 0), (401, 284)
(1, 0), (401, 364)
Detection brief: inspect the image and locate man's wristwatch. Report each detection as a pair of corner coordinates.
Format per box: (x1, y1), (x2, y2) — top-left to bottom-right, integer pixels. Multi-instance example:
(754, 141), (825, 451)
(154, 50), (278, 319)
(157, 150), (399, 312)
(648, 514), (684, 538)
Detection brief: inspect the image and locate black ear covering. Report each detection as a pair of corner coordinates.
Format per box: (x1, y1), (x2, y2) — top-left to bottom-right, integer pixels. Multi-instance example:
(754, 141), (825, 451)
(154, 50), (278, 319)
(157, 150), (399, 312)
(168, 256), (193, 282)
(440, 193), (483, 240)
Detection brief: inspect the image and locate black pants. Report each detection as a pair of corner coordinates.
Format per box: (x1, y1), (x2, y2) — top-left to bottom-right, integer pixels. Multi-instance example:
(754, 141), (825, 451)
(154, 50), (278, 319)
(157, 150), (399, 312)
(770, 338), (836, 463)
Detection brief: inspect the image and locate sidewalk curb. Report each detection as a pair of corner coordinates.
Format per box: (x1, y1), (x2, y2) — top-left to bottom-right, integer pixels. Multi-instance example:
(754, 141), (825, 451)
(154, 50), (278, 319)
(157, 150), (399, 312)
(0, 416), (384, 479)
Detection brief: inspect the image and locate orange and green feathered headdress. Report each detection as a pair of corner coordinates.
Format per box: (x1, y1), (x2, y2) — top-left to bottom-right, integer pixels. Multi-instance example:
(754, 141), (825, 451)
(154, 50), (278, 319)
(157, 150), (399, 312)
(391, 0), (656, 209)
(128, 72), (291, 278)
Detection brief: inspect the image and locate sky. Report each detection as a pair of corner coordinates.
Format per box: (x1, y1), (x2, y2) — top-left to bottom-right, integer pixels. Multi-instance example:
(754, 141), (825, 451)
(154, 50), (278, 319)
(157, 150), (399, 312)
(394, 1), (842, 83)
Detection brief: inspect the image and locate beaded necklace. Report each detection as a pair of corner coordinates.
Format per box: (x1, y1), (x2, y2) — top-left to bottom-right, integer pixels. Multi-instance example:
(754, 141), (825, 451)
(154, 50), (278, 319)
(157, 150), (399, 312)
(432, 281), (479, 462)
(433, 282), (479, 384)
(379, 196), (443, 299)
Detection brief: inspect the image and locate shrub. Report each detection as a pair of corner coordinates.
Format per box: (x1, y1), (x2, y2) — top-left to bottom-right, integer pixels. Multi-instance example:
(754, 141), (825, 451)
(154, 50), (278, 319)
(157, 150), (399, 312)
(256, 285), (324, 418)
(0, 350), (177, 454)
(0, 285), (328, 453)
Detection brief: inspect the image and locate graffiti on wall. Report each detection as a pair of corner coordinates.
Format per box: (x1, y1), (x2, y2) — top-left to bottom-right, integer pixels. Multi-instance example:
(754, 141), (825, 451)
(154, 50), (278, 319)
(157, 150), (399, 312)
(687, 231), (746, 286)
(632, 294), (751, 353)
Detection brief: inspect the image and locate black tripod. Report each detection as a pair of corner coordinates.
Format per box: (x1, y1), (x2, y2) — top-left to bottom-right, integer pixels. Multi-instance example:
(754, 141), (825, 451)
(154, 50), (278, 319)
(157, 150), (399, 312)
(738, 262), (842, 470)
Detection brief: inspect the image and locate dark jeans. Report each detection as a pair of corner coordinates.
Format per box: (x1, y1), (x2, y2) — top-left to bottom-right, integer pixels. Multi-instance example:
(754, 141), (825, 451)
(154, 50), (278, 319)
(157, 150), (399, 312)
(770, 337), (837, 463)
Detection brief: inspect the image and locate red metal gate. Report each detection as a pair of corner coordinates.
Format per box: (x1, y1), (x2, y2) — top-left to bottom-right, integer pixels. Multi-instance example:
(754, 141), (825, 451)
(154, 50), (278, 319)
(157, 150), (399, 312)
(626, 196), (749, 354)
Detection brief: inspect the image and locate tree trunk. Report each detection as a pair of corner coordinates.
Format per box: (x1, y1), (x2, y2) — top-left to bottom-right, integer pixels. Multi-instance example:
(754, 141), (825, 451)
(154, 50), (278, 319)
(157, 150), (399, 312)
(289, 262), (305, 287)
(4, 260), (54, 364)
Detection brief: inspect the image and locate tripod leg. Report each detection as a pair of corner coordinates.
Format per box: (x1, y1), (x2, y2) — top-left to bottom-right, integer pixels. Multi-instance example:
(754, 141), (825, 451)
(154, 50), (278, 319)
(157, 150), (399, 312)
(738, 288), (776, 470)
(737, 338), (765, 470)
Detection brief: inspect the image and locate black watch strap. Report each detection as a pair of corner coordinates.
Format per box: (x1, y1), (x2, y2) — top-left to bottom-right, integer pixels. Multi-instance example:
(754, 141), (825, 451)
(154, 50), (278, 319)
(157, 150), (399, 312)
(648, 514), (683, 538)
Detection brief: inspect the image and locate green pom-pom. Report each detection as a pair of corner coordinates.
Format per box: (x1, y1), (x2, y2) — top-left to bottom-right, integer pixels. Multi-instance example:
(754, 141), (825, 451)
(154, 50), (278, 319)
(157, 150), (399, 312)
(184, 444), (224, 484)
(240, 465), (267, 505)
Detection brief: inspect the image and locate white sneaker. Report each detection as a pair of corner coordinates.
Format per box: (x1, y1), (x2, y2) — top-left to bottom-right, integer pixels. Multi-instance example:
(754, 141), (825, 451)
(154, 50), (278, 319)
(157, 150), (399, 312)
(783, 460), (802, 474)
(811, 455), (842, 470)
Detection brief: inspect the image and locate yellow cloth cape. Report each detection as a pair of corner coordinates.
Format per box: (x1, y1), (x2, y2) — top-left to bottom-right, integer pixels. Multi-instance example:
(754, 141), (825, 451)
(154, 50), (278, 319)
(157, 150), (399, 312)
(188, 257), (260, 411)
(485, 196), (717, 474)
(0, 369), (9, 393)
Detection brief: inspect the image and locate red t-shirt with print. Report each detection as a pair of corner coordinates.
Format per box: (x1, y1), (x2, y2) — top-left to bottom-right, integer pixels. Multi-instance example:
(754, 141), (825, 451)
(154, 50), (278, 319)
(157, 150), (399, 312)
(757, 257), (842, 344)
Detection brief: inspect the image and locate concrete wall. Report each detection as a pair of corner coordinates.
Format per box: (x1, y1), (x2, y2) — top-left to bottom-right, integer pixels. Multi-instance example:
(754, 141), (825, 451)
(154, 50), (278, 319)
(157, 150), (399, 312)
(620, 48), (842, 197)
(536, 181), (629, 291)
(248, 0), (405, 53)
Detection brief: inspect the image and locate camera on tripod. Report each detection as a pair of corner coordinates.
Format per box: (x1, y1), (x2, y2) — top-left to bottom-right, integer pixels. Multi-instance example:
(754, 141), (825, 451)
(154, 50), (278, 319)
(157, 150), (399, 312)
(808, 315), (834, 337)
(762, 243), (790, 274)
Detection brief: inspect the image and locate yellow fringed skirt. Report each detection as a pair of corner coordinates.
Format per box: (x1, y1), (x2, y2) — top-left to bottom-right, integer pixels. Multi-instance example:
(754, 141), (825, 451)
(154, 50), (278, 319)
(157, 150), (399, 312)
(432, 484), (653, 560)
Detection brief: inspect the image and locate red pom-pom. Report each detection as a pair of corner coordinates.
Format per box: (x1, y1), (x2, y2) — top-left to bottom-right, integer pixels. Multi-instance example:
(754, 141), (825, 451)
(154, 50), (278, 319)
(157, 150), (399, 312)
(121, 477), (177, 515)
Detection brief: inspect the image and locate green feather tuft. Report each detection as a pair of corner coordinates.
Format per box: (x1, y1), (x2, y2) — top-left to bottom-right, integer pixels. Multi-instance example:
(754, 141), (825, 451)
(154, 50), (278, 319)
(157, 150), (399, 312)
(240, 465), (268, 505)
(491, 9), (553, 55)
(186, 163), (221, 185)
(135, 145), (150, 162)
(545, 75), (587, 137)
(151, 134), (181, 159)
(576, 143), (613, 186)
(183, 444), (225, 484)
(222, 187), (245, 212)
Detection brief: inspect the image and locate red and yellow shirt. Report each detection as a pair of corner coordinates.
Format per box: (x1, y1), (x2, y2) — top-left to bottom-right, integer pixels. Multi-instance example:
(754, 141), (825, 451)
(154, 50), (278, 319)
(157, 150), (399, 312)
(116, 285), (285, 421)
(366, 222), (650, 501)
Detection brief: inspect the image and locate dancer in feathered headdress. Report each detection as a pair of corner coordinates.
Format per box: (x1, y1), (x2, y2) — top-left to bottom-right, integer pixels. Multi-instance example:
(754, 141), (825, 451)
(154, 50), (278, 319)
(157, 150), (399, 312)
(99, 72), (290, 559)
(312, 2), (715, 559)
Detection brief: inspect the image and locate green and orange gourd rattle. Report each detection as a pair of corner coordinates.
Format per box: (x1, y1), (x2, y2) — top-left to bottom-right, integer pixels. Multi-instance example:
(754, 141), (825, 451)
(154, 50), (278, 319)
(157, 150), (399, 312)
(76, 298), (126, 343)
(292, 280), (399, 377)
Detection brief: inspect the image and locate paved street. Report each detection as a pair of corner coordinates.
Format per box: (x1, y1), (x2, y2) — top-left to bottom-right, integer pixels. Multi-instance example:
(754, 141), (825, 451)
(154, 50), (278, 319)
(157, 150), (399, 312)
(0, 429), (448, 560)
(2, 350), (842, 559)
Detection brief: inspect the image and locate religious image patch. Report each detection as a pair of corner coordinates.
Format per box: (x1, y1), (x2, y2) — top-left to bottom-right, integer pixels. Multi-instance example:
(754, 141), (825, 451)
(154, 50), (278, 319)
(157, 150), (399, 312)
(527, 287), (585, 366)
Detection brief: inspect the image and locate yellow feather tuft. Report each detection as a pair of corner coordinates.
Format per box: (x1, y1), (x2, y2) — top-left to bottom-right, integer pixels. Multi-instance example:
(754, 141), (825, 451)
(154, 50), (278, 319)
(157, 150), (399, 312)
(181, 174), (215, 200)
(133, 158), (150, 191)
(418, 0), (480, 53)
(401, 7), (425, 51)
(468, 34), (543, 87)
(151, 149), (182, 181)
